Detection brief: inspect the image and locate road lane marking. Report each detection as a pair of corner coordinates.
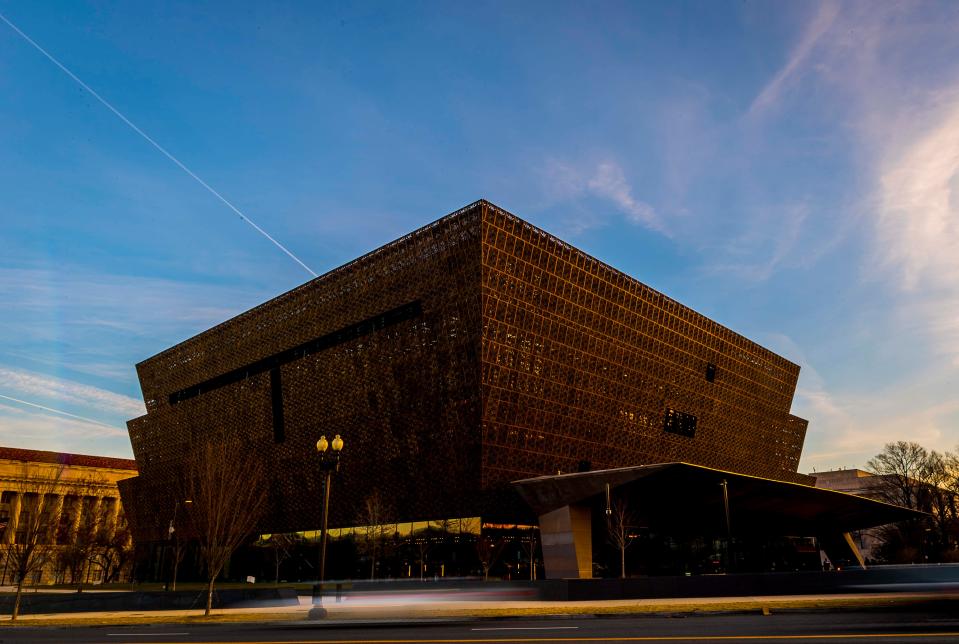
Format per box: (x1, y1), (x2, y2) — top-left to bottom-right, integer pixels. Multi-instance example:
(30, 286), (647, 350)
(106, 633), (190, 637)
(128, 632), (959, 643)
(471, 626), (580, 631)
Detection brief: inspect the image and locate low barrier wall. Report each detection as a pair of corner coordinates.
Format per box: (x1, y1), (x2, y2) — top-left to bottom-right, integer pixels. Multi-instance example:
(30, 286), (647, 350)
(0, 587), (298, 615)
(538, 565), (959, 600)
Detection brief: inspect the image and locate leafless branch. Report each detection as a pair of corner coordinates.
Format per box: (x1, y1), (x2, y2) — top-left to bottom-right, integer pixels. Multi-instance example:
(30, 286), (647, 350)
(183, 440), (268, 616)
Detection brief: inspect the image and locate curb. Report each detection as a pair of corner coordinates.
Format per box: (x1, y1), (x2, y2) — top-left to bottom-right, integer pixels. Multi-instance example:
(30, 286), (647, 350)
(1, 594), (956, 628)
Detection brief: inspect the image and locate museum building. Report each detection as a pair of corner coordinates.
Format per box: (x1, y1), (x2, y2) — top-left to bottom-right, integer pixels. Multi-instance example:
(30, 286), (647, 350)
(119, 200), (916, 579)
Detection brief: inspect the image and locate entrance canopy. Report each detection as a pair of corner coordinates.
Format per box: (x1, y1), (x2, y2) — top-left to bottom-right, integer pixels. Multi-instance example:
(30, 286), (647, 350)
(513, 462), (921, 536)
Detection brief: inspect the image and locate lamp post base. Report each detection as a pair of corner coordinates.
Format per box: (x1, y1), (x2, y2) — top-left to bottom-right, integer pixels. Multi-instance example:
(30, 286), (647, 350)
(307, 604), (328, 619)
(308, 582), (327, 619)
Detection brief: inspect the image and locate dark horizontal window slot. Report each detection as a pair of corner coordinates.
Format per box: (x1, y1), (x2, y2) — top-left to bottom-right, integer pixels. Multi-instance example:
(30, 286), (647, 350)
(168, 300), (423, 405)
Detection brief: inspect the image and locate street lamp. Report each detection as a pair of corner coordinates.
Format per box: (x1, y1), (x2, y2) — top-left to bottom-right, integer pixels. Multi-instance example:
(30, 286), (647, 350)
(165, 498), (192, 592)
(719, 479), (732, 572)
(310, 434), (344, 619)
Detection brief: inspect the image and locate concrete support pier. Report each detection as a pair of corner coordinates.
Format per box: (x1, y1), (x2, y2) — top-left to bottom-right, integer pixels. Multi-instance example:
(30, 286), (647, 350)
(539, 503), (592, 579)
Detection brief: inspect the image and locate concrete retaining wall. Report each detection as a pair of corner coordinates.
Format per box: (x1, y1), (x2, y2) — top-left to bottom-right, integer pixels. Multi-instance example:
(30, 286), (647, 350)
(0, 587), (298, 615)
(537, 565), (959, 600)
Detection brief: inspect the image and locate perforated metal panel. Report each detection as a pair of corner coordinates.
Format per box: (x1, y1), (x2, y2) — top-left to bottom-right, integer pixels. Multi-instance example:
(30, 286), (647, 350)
(120, 200), (809, 543)
(479, 204), (808, 488)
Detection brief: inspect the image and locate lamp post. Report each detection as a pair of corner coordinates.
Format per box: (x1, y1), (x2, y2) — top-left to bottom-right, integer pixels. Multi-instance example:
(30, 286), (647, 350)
(165, 498), (192, 592)
(719, 479), (732, 572)
(310, 434), (344, 619)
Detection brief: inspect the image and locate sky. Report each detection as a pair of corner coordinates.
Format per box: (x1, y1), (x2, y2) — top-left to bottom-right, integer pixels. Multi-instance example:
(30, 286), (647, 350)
(0, 1), (957, 473)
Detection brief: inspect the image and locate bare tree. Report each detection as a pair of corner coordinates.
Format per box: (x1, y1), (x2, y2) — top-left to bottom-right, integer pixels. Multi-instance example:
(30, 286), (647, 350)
(95, 522), (134, 584)
(518, 527), (540, 580)
(866, 441), (930, 509)
(61, 500), (100, 592)
(168, 535), (188, 591)
(408, 533), (434, 580)
(866, 441), (959, 562)
(474, 534), (506, 581)
(945, 450), (959, 498)
(3, 464), (65, 621)
(259, 532), (299, 584)
(183, 440), (268, 616)
(606, 497), (637, 579)
(51, 475), (110, 592)
(356, 490), (393, 579)
(920, 451), (957, 549)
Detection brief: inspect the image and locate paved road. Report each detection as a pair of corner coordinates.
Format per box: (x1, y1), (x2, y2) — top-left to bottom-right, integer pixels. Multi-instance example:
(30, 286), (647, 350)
(4, 604), (959, 644)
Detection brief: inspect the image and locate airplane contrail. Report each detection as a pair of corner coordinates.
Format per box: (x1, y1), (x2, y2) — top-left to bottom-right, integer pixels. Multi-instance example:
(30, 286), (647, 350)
(0, 11), (318, 278)
(0, 393), (127, 434)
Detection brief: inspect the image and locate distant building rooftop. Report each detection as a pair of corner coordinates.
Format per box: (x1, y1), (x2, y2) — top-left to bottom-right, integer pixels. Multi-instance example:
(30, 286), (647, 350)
(0, 446), (138, 471)
(811, 468), (887, 497)
(812, 468), (876, 480)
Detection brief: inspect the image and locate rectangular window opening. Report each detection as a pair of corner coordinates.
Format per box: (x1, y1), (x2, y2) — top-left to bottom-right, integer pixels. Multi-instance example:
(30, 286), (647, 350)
(664, 408), (697, 438)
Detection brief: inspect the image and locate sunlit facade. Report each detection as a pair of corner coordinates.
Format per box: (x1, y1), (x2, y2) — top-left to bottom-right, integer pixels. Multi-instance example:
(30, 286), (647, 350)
(0, 446), (136, 584)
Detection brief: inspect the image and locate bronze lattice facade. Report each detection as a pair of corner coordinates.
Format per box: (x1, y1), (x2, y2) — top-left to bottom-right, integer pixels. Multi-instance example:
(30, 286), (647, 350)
(120, 200), (808, 543)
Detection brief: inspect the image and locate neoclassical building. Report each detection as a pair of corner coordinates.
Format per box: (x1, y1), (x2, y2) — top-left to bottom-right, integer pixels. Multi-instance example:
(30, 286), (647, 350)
(0, 446), (137, 584)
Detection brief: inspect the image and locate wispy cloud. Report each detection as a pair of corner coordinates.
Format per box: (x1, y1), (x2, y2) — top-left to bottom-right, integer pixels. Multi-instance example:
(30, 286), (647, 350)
(706, 202), (810, 282)
(0, 401), (132, 456)
(0, 367), (145, 417)
(0, 268), (252, 332)
(0, 266), (272, 455)
(857, 47), (959, 366)
(801, 393), (959, 467)
(764, 333), (959, 471)
(874, 101), (959, 363)
(587, 162), (663, 232)
(750, 3), (959, 366)
(0, 266), (267, 380)
(540, 159), (665, 235)
(749, 2), (840, 117)
(877, 102), (959, 290)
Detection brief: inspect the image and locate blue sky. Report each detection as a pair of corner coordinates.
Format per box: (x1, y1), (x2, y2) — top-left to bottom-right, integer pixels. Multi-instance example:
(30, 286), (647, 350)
(1, 1), (957, 472)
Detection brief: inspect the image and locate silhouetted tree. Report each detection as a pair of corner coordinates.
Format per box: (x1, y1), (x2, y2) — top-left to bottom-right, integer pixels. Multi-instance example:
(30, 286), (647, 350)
(183, 440), (268, 616)
(518, 527), (540, 580)
(3, 464), (65, 621)
(60, 495), (103, 592)
(96, 522), (134, 583)
(606, 497), (637, 579)
(474, 534), (507, 581)
(355, 489), (394, 579)
(259, 532), (300, 584)
(866, 441), (959, 562)
(867, 441), (930, 510)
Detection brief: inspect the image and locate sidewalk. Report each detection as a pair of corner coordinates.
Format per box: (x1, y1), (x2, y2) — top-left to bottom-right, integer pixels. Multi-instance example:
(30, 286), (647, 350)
(2, 591), (956, 627)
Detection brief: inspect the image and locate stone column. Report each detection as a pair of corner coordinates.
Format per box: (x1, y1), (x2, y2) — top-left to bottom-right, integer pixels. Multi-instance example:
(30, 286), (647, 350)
(103, 497), (121, 541)
(46, 494), (65, 544)
(68, 496), (83, 543)
(4, 492), (22, 544)
(90, 496), (104, 538)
